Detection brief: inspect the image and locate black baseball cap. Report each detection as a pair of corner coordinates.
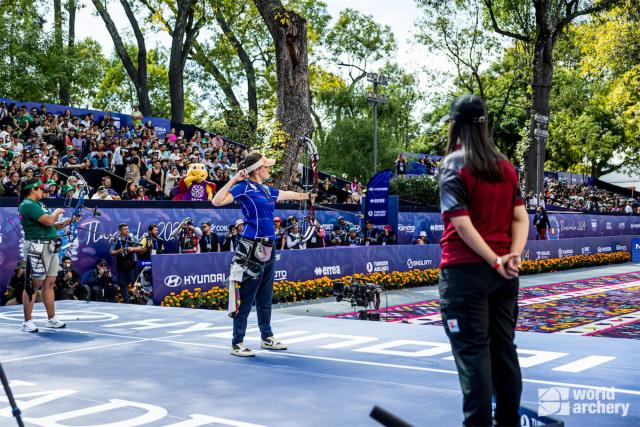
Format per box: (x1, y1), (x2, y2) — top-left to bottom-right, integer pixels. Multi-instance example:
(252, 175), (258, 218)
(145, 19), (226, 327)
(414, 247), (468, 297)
(97, 258), (108, 265)
(449, 94), (487, 124)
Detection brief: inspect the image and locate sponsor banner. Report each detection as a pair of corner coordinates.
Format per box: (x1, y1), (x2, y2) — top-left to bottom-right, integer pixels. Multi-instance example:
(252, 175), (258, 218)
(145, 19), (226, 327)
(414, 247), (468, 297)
(152, 236), (634, 305)
(0, 205), (361, 292)
(397, 212), (640, 244)
(0, 200), (637, 298)
(364, 169), (394, 227)
(521, 237), (634, 262)
(152, 245), (442, 304)
(633, 238), (640, 263)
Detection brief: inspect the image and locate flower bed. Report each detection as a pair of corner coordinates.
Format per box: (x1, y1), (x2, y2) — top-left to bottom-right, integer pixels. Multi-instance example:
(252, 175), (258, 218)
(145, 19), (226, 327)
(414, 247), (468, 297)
(161, 252), (631, 309)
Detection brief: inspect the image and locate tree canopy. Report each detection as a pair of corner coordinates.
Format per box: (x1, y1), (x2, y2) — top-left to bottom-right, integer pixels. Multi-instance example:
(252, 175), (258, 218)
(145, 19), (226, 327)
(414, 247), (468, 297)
(0, 0), (638, 184)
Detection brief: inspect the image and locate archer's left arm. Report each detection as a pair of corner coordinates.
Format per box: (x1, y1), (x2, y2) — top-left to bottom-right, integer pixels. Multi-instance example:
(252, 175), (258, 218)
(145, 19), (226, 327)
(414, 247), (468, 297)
(54, 217), (75, 230)
(277, 191), (314, 202)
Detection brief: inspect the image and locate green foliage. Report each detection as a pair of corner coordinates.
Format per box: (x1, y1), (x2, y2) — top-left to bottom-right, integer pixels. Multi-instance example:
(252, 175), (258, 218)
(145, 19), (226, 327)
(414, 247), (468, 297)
(325, 8), (396, 68)
(2, 0), (637, 192)
(252, 120), (289, 177)
(0, 0), (105, 106)
(67, 39), (108, 106)
(542, 12), (640, 178)
(318, 117), (398, 182)
(416, 0), (500, 96)
(94, 47), (199, 120)
(389, 175), (440, 206)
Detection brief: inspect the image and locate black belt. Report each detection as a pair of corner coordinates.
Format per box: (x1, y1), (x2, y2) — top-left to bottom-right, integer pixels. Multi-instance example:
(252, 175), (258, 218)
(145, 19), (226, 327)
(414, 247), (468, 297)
(240, 236), (273, 246)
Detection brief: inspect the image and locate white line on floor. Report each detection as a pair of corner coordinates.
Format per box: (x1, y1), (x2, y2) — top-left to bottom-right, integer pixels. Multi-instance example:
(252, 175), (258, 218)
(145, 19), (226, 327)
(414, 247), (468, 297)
(153, 337), (640, 397)
(0, 338), (152, 363)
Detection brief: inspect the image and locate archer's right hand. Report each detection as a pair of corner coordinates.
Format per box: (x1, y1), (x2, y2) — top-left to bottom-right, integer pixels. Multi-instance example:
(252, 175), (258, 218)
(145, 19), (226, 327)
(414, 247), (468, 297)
(234, 169), (248, 182)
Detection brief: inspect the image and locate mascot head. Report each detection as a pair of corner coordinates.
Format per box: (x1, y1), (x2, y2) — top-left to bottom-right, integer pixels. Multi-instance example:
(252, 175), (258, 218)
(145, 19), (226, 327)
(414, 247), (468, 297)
(188, 163), (208, 183)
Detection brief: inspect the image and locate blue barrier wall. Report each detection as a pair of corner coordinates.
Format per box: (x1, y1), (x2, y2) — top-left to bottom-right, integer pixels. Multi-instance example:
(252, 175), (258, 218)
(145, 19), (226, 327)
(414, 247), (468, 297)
(151, 235), (637, 304)
(397, 211), (640, 244)
(2, 198), (639, 293)
(0, 203), (361, 288)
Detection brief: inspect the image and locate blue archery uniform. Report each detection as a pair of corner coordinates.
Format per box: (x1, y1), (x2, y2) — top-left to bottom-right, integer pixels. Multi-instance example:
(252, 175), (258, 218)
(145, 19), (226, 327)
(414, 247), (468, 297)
(229, 180), (280, 241)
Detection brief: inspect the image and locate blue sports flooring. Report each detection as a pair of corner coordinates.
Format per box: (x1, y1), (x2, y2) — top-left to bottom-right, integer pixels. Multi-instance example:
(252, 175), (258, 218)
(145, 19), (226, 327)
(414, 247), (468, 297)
(0, 301), (638, 426)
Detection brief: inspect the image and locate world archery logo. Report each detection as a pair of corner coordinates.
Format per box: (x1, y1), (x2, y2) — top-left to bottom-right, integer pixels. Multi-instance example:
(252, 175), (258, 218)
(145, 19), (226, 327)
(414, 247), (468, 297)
(538, 387), (570, 416)
(164, 275), (183, 288)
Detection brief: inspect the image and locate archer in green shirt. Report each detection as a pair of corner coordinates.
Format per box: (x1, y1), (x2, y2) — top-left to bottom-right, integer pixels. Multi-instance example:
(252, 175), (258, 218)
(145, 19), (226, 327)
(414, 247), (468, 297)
(18, 178), (73, 333)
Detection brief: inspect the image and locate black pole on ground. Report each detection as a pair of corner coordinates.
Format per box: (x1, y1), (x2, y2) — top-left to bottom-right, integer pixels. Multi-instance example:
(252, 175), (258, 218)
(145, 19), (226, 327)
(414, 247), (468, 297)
(0, 363), (24, 427)
(370, 405), (413, 427)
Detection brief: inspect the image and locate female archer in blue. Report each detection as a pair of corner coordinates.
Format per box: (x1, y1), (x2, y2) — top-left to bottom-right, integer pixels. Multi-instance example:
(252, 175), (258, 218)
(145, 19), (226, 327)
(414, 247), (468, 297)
(212, 152), (316, 357)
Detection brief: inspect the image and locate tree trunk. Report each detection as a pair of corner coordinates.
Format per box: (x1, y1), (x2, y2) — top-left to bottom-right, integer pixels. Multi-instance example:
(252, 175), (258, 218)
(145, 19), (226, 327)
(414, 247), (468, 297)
(119, 0), (153, 116)
(524, 0), (554, 194)
(191, 40), (242, 109)
(58, 0), (75, 105)
(212, 3), (258, 131)
(483, 0), (617, 192)
(168, 3), (189, 123)
(54, 0), (69, 105)
(254, 0), (314, 189)
(68, 0), (76, 50)
(168, 0), (204, 123)
(92, 0), (152, 115)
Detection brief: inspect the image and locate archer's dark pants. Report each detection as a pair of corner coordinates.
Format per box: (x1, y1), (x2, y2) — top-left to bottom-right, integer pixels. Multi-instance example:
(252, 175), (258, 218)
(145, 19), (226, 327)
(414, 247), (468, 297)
(232, 250), (275, 346)
(439, 263), (522, 427)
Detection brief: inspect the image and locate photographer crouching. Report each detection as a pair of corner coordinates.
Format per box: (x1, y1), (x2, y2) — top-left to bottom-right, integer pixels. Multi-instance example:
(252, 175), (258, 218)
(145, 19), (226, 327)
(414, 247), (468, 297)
(55, 256), (89, 301)
(82, 259), (116, 302)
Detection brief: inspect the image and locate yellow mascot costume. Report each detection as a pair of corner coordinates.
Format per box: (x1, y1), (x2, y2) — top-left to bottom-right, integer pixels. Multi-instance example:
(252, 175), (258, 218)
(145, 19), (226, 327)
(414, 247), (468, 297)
(172, 163), (216, 200)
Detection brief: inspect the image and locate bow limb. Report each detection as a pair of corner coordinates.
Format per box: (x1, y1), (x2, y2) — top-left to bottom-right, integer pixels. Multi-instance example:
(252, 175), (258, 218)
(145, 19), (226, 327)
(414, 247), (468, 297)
(64, 180), (98, 247)
(300, 136), (319, 244)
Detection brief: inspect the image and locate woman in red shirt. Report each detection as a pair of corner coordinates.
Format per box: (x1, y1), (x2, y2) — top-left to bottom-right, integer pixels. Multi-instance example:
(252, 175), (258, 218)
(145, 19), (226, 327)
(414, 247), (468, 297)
(438, 94), (529, 427)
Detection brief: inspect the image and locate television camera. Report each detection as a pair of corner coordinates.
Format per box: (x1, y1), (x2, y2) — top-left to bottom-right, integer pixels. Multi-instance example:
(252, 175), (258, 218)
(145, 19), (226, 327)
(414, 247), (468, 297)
(332, 279), (383, 321)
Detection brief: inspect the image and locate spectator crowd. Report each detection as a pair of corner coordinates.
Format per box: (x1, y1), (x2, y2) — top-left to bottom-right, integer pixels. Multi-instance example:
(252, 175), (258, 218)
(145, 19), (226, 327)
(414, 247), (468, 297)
(525, 177), (639, 215)
(0, 102), (251, 200)
(0, 102), (371, 206)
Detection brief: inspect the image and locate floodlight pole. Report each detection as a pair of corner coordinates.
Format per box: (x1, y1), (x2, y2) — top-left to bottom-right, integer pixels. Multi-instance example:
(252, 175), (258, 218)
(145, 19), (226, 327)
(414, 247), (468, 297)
(372, 80), (378, 174)
(337, 62), (389, 176)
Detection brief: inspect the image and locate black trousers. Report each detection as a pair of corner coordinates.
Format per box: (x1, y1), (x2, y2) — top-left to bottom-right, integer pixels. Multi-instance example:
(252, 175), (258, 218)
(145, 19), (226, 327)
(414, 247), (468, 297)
(439, 263), (522, 427)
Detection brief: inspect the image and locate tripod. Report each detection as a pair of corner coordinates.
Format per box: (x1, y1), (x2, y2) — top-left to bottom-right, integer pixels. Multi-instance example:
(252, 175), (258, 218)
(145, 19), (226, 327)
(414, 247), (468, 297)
(0, 363), (24, 426)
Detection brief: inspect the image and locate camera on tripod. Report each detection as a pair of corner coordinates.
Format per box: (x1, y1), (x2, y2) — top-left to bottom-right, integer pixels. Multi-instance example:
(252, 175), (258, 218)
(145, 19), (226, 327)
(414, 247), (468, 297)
(333, 279), (382, 321)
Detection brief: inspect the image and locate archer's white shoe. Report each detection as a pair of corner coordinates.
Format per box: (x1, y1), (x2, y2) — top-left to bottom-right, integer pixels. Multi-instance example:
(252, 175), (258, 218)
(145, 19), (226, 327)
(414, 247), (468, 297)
(21, 320), (38, 333)
(46, 316), (66, 329)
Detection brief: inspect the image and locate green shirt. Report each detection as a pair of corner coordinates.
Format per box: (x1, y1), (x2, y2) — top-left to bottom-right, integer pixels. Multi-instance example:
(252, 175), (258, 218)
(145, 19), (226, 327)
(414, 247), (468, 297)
(16, 115), (29, 129)
(19, 198), (57, 241)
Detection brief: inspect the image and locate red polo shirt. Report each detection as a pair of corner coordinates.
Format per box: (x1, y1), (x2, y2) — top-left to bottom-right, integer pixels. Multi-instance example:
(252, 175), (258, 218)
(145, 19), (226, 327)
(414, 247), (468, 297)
(439, 150), (524, 268)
